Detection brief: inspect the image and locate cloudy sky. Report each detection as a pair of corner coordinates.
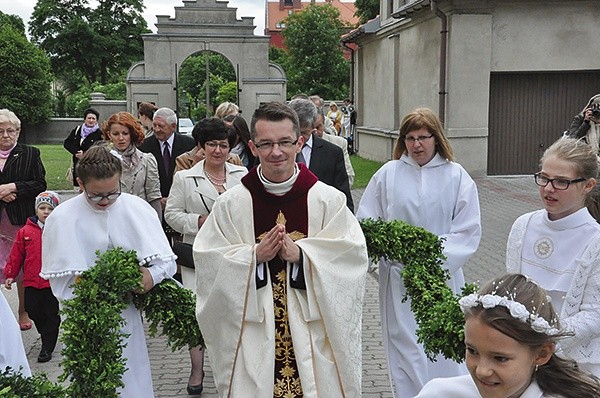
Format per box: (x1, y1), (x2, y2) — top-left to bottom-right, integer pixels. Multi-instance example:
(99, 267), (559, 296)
(2, 0), (266, 35)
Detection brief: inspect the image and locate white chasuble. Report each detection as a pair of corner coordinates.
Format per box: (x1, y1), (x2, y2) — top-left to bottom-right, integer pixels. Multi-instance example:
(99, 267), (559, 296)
(194, 170), (368, 397)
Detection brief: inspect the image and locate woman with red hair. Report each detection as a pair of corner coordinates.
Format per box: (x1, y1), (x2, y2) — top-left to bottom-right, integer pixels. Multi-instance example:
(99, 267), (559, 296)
(103, 111), (162, 219)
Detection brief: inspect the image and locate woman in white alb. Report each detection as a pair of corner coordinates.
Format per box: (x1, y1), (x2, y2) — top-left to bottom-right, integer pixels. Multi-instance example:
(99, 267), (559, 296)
(356, 108), (481, 397)
(506, 137), (600, 376)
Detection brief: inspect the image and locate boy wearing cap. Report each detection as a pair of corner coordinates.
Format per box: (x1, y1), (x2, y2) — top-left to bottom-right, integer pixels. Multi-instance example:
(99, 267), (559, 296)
(4, 191), (61, 363)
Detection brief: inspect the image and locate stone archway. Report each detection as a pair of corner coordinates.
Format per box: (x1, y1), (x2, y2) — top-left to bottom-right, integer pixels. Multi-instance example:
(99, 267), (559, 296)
(126, 0), (286, 116)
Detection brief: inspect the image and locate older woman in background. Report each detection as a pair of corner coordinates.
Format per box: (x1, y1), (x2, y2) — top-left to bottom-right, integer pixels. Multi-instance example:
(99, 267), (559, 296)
(103, 111), (162, 219)
(64, 108), (103, 189)
(165, 117), (247, 395)
(0, 109), (46, 330)
(214, 101), (239, 119)
(327, 102), (342, 134)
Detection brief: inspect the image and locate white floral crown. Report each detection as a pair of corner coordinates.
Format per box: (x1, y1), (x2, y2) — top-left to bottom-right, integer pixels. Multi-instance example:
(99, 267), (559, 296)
(459, 293), (560, 336)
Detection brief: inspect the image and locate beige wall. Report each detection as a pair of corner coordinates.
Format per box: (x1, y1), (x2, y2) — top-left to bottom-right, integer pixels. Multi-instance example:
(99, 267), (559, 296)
(491, 3), (600, 72)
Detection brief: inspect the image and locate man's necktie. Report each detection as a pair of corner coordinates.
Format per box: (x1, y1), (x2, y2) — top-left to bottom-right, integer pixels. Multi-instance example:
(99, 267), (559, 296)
(163, 141), (171, 172)
(296, 145), (306, 164)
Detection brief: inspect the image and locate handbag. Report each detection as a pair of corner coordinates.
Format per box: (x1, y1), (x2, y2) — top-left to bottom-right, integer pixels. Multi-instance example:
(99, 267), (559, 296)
(172, 241), (194, 269)
(66, 165), (73, 182)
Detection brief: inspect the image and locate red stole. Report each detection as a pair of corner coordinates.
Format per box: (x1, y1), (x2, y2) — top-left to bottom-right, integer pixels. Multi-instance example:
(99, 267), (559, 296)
(241, 164), (317, 397)
(241, 164), (317, 238)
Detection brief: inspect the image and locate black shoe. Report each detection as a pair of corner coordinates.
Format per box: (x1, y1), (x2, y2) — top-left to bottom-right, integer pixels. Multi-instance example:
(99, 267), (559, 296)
(186, 383), (203, 395)
(37, 349), (52, 363)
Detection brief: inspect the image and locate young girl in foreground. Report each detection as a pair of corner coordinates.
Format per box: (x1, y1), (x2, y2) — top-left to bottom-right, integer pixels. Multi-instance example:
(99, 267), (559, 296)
(417, 274), (600, 398)
(40, 145), (176, 398)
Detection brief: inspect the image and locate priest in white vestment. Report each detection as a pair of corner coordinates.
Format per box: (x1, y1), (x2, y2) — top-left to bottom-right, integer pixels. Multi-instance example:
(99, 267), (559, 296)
(194, 102), (368, 397)
(356, 108), (481, 397)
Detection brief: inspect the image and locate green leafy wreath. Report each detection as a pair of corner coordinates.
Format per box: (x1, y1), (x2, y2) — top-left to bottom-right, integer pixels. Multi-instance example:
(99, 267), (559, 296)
(360, 218), (477, 363)
(0, 248), (203, 397)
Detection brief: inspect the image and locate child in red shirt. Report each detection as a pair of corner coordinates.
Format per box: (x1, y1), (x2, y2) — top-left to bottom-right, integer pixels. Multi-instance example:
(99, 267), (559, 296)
(4, 191), (61, 363)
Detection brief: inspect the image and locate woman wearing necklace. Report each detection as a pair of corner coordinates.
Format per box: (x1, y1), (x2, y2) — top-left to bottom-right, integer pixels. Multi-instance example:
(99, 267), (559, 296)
(165, 117), (247, 395)
(102, 111), (162, 219)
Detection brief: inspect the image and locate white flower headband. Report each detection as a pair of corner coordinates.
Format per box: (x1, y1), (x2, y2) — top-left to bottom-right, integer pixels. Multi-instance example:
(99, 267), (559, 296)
(459, 293), (561, 336)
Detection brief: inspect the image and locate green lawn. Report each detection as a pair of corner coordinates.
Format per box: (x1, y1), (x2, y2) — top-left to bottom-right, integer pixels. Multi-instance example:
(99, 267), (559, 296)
(350, 154), (384, 189)
(38, 144), (73, 190)
(36, 144), (385, 191)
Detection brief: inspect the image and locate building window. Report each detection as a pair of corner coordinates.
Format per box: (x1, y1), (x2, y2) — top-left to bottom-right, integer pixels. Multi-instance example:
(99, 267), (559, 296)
(284, 0), (293, 6)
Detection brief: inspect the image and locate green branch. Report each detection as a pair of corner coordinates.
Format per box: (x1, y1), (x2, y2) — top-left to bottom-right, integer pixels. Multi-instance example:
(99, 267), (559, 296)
(360, 218), (477, 362)
(0, 248), (203, 397)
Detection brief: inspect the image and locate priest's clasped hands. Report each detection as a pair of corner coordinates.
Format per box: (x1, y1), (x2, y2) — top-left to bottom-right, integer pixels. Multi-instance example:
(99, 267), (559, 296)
(255, 224), (301, 264)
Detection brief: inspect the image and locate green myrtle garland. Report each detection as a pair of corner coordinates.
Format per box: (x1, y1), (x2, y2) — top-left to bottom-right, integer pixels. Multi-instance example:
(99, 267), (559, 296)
(1, 248), (203, 396)
(359, 218), (477, 363)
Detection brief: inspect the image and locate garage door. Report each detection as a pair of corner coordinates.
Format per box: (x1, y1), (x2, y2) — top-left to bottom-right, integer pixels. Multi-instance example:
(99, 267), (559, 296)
(488, 71), (600, 175)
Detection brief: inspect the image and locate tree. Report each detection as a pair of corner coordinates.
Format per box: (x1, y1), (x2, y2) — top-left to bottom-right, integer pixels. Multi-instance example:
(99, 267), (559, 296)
(216, 81), (238, 105)
(283, 4), (350, 100)
(178, 52), (236, 116)
(0, 11), (26, 35)
(354, 0), (380, 24)
(268, 46), (289, 71)
(63, 82), (126, 118)
(0, 19), (53, 125)
(29, 0), (149, 86)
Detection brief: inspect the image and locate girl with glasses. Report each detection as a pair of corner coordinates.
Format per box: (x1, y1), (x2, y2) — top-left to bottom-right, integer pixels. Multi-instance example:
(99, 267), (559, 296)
(507, 137), (600, 376)
(40, 145), (177, 397)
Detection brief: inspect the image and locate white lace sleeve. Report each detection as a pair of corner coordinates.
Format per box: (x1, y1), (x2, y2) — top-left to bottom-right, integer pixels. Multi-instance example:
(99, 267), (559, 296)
(505, 212), (533, 273)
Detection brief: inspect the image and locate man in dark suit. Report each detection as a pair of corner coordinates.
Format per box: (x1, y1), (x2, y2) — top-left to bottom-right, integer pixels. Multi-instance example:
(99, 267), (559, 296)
(139, 107), (195, 210)
(288, 99), (354, 212)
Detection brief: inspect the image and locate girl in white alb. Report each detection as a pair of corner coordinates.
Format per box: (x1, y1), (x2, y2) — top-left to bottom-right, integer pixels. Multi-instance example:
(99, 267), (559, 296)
(417, 274), (600, 398)
(506, 138), (600, 376)
(41, 146), (176, 398)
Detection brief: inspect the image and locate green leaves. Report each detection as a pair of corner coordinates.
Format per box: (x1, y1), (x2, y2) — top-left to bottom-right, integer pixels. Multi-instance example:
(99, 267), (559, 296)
(30, 0), (149, 85)
(0, 368), (67, 398)
(0, 22), (53, 125)
(178, 52), (237, 118)
(354, 0), (380, 24)
(282, 4), (350, 99)
(360, 218), (477, 362)
(59, 248), (140, 396)
(133, 280), (205, 351)
(58, 247), (203, 396)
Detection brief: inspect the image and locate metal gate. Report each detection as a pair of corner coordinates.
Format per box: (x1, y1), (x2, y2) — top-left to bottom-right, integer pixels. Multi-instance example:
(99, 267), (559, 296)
(488, 71), (600, 175)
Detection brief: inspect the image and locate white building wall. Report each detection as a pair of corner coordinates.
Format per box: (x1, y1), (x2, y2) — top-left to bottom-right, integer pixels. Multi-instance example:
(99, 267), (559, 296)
(352, 0), (600, 175)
